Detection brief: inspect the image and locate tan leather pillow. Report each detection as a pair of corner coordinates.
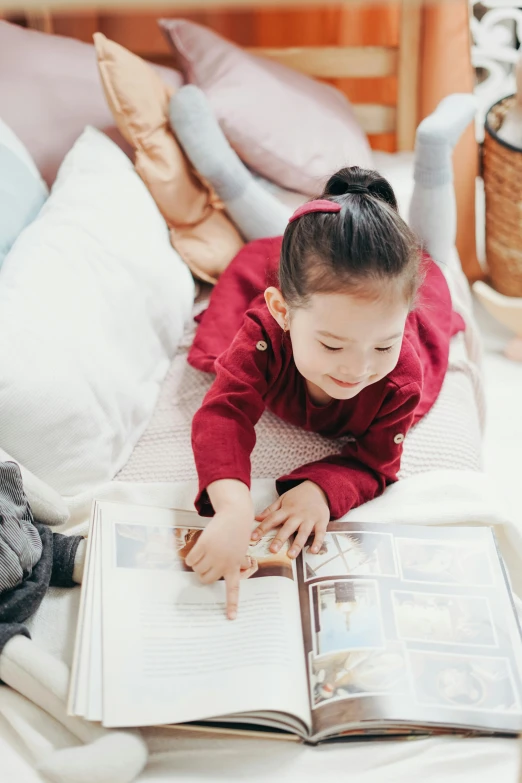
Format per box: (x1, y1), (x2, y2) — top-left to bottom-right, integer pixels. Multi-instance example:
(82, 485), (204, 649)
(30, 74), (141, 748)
(94, 33), (243, 283)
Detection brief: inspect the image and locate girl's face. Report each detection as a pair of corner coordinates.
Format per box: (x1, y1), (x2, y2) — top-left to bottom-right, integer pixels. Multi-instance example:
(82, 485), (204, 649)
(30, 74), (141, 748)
(282, 289), (409, 403)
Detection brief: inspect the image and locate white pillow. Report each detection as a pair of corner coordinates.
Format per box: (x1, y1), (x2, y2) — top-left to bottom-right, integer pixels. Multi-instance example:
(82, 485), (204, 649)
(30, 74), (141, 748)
(0, 127), (194, 501)
(0, 117), (62, 523)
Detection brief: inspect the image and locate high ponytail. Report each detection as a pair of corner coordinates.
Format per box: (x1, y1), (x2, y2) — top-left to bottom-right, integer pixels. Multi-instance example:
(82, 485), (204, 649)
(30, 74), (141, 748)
(279, 166), (421, 307)
(324, 166), (399, 211)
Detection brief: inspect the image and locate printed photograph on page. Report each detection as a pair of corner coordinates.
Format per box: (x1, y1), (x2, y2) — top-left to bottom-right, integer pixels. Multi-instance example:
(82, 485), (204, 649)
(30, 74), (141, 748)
(114, 522), (294, 580)
(303, 531), (397, 581)
(395, 537), (495, 587)
(391, 590), (498, 647)
(309, 579), (385, 656)
(408, 651), (520, 713)
(309, 641), (410, 709)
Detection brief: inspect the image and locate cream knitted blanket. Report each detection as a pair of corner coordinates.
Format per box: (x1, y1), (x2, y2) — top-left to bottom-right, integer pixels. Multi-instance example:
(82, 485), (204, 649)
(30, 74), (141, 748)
(116, 273), (484, 487)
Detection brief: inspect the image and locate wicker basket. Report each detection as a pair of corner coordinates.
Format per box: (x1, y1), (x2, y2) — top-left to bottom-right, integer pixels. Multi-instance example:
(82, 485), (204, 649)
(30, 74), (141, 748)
(483, 95), (522, 297)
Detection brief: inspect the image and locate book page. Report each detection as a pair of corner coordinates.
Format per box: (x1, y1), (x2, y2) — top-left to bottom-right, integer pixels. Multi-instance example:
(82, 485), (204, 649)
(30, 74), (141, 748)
(67, 503), (98, 718)
(98, 502), (311, 733)
(69, 505), (108, 722)
(294, 523), (522, 741)
(85, 513), (103, 722)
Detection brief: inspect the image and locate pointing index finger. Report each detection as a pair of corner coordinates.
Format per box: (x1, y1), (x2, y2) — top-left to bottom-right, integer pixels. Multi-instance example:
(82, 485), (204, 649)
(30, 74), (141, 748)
(225, 568), (241, 620)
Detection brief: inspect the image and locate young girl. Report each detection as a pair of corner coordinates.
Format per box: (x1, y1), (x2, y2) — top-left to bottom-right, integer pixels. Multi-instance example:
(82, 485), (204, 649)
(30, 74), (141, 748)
(185, 166), (464, 618)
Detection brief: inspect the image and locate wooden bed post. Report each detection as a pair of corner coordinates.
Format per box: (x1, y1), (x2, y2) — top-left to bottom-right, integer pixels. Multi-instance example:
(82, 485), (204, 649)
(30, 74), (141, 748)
(397, 2), (422, 152)
(25, 7), (53, 33)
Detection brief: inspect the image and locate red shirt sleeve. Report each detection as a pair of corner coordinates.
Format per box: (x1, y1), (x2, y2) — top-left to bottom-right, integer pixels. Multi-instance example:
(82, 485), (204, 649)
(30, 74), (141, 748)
(276, 381), (421, 520)
(192, 311), (273, 515)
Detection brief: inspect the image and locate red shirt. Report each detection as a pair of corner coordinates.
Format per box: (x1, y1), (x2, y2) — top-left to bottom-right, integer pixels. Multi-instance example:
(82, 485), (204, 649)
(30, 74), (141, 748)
(190, 237), (465, 520)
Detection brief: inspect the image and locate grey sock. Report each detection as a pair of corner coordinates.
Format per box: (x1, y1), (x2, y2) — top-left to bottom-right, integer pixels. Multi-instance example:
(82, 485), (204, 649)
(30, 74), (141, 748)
(409, 94), (477, 266)
(414, 93), (478, 187)
(169, 86), (291, 241)
(51, 532), (84, 587)
(169, 85), (251, 201)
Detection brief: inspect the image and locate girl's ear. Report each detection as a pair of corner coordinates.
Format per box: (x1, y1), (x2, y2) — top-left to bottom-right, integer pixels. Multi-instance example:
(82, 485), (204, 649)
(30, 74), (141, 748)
(264, 287), (289, 331)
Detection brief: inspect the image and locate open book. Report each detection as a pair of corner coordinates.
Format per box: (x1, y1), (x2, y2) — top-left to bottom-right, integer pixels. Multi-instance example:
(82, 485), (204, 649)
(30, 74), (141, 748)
(68, 501), (522, 743)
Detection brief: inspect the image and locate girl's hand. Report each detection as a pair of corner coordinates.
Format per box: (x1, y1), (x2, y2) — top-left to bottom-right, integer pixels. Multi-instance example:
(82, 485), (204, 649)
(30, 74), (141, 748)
(185, 508), (253, 620)
(240, 556), (258, 580)
(251, 481), (330, 559)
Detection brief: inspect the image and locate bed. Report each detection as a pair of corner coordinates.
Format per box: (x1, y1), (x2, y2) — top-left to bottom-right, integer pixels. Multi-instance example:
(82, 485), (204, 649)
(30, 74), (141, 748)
(0, 2), (519, 781)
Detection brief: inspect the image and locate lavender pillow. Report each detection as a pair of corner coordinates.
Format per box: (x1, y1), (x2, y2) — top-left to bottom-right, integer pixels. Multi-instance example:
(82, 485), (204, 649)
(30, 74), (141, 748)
(0, 21), (183, 186)
(159, 18), (373, 196)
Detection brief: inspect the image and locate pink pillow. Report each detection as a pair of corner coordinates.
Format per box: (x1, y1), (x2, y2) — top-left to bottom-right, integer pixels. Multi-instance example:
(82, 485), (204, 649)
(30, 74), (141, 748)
(159, 19), (373, 196)
(0, 21), (183, 185)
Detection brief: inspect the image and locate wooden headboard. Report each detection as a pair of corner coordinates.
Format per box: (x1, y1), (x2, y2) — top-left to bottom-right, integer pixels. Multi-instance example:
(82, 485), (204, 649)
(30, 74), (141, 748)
(11, 0), (421, 152)
(250, 12), (420, 152)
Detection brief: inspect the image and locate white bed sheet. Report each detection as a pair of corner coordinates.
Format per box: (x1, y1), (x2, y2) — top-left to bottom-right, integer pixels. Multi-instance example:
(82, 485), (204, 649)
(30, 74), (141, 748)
(0, 686), (518, 783)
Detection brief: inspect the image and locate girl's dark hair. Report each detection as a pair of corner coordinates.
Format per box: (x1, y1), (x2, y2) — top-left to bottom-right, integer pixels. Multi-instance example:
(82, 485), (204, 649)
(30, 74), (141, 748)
(279, 166), (421, 307)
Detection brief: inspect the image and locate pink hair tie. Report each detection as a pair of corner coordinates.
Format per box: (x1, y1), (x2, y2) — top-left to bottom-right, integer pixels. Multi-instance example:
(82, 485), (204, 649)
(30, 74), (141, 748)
(289, 199), (341, 223)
